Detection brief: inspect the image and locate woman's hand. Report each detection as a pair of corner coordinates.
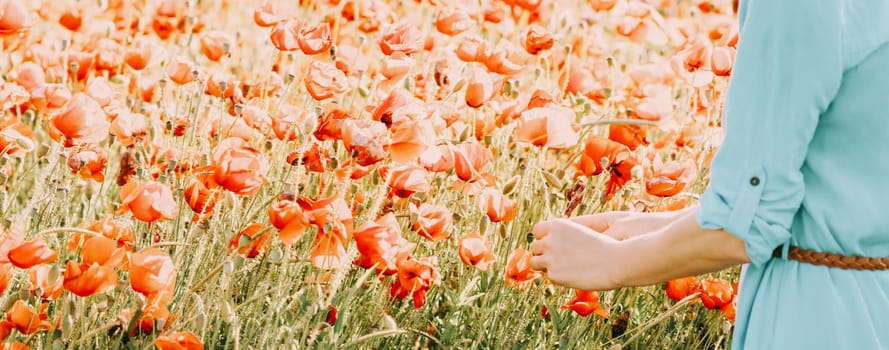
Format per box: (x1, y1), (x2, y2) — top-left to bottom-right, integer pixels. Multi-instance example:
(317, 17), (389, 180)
(569, 206), (695, 241)
(529, 218), (626, 291)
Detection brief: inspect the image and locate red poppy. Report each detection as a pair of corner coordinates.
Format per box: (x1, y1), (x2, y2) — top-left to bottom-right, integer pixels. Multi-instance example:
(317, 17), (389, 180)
(119, 181), (178, 223)
(340, 119), (388, 166)
(8, 239), (58, 269)
(412, 204), (453, 242)
(63, 260), (118, 297)
(129, 248), (176, 299)
(304, 60), (349, 101)
(665, 276), (700, 302)
(212, 138), (269, 196)
(562, 290), (609, 318)
(200, 30), (233, 62)
(67, 147), (107, 182)
(504, 248), (541, 287)
(387, 164), (430, 197)
(48, 94), (109, 146)
(354, 213), (415, 275)
(297, 22), (332, 55)
(0, 0), (35, 34)
(378, 21), (424, 56)
(609, 124), (649, 151)
(453, 142), (493, 182)
(478, 188), (516, 222)
(465, 68), (500, 108)
(514, 106), (579, 149)
(228, 223), (270, 259)
(184, 167), (220, 222)
(28, 265), (63, 300)
(523, 25), (554, 55)
(435, 7), (474, 36)
(155, 331), (204, 350)
(390, 256), (440, 308)
(5, 300), (51, 334)
(270, 19), (301, 51)
(699, 278), (734, 309)
(646, 159), (696, 197)
(458, 232), (495, 270)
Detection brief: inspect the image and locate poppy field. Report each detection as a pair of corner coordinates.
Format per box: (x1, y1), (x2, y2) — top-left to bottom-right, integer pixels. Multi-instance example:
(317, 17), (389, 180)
(0, 0), (742, 348)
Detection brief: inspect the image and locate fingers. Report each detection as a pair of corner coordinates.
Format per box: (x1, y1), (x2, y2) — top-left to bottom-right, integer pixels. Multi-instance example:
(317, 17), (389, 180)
(532, 220), (554, 239)
(568, 211), (625, 232)
(529, 255), (548, 272)
(530, 238), (547, 255)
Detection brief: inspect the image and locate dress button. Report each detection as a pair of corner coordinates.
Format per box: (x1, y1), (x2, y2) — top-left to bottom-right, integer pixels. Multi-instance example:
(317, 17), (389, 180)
(750, 177), (760, 186)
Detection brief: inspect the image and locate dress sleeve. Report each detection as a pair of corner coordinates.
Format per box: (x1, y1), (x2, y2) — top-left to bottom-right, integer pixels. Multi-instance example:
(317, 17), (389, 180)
(695, 0), (845, 265)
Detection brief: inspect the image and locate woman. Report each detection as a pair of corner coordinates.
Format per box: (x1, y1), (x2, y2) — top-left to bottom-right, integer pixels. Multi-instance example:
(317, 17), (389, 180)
(529, 0), (889, 348)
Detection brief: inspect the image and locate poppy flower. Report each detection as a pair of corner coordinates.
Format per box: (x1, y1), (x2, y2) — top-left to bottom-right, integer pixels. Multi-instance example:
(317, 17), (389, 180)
(304, 60), (349, 101)
(63, 260), (118, 297)
(699, 278), (734, 309)
(108, 111), (147, 147)
(412, 204), (453, 242)
(0, 0), (34, 34)
(5, 300), (51, 334)
(340, 119), (388, 166)
(79, 217), (135, 249)
(48, 94), (110, 146)
(155, 331), (204, 350)
(166, 57), (197, 85)
(380, 53), (413, 81)
(270, 19), (301, 51)
(119, 181), (178, 223)
(27, 83), (69, 115)
(67, 147), (107, 182)
(523, 26), (554, 55)
(297, 22), (332, 55)
(419, 144), (455, 173)
(212, 138), (269, 196)
(81, 235), (126, 267)
(721, 298), (737, 323)
(184, 168), (220, 222)
(453, 141), (493, 182)
(13, 62), (44, 92)
(58, 6), (82, 31)
(562, 290), (609, 318)
(465, 68), (500, 108)
(205, 71), (237, 98)
(129, 248), (176, 298)
(268, 194), (311, 246)
(456, 36), (489, 63)
(665, 276), (700, 302)
(93, 38), (123, 72)
(125, 37), (154, 70)
(0, 227), (23, 266)
(645, 159), (696, 197)
(0, 264), (13, 295)
(240, 104), (273, 136)
(0, 81), (27, 114)
(435, 7), (474, 36)
(504, 248), (541, 287)
(608, 124), (648, 151)
(616, 2), (668, 46)
(391, 256), (440, 308)
(482, 41), (525, 76)
(8, 239), (58, 269)
(514, 106), (579, 149)
(711, 46), (735, 76)
(28, 265), (63, 300)
(228, 223), (270, 259)
(458, 232), (495, 270)
(271, 107), (314, 141)
(575, 135), (630, 177)
(354, 213), (415, 274)
(589, 0), (619, 11)
(478, 188), (516, 222)
(0, 119), (35, 157)
(378, 21), (424, 56)
(387, 164), (431, 197)
(200, 30), (233, 62)
(371, 88), (423, 126)
(310, 223), (350, 270)
(254, 0), (284, 27)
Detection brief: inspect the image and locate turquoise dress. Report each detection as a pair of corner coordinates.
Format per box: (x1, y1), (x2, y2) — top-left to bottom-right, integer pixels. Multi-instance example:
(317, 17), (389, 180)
(694, 0), (889, 348)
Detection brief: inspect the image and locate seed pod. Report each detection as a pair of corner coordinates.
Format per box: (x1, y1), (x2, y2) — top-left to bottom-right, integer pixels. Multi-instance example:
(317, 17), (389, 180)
(502, 175), (521, 195)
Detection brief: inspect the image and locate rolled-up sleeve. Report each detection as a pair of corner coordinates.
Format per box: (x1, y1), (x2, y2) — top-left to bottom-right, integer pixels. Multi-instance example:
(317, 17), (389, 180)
(695, 0), (845, 265)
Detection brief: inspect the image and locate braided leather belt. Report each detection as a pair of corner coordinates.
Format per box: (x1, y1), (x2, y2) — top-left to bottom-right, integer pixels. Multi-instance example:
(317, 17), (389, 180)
(772, 245), (889, 271)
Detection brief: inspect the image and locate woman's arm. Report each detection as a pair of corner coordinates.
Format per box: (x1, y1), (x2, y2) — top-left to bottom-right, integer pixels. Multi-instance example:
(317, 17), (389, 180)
(614, 205), (749, 287)
(529, 203), (750, 291)
(569, 205), (697, 240)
